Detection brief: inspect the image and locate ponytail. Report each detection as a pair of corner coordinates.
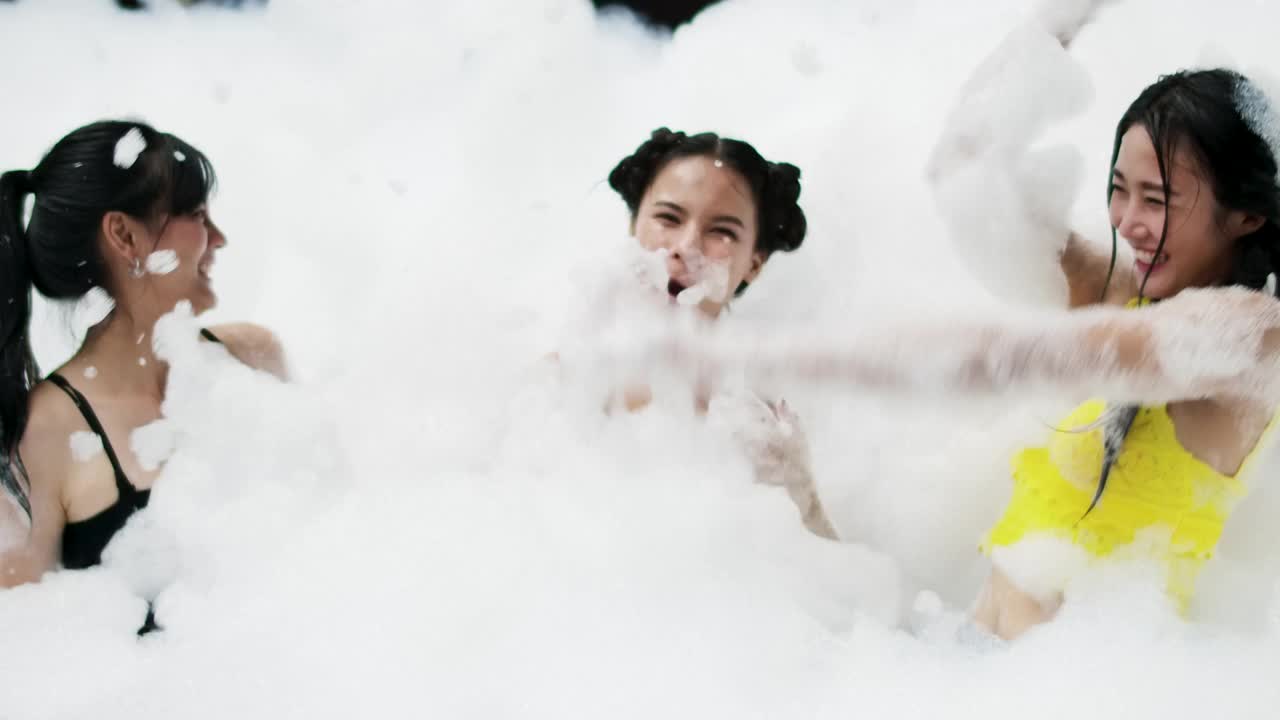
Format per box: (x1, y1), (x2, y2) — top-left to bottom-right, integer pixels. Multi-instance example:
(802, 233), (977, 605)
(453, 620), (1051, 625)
(0, 170), (39, 518)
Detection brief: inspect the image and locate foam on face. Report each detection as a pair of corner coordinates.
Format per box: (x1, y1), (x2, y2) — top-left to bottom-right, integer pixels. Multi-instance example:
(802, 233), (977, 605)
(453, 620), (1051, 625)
(145, 250), (180, 276)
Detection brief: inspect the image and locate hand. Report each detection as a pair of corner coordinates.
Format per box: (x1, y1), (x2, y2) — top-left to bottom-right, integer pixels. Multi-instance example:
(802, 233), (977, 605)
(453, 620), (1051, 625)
(926, 21), (1093, 308)
(708, 391), (810, 489)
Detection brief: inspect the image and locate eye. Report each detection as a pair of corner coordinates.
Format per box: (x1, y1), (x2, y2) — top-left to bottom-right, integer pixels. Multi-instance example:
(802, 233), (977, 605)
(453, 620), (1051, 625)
(655, 212), (680, 225)
(712, 227), (738, 242)
(1109, 184), (1127, 195)
(1143, 196), (1165, 207)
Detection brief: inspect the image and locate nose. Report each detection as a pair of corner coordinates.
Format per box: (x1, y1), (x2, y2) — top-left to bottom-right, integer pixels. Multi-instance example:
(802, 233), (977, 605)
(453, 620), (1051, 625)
(669, 224), (700, 260)
(1114, 196), (1150, 242)
(208, 219), (227, 249)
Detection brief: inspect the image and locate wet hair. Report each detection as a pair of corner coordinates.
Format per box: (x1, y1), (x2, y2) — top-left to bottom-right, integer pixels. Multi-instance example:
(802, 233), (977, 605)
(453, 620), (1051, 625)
(608, 127), (806, 295)
(0, 120), (216, 517)
(1089, 69), (1280, 516)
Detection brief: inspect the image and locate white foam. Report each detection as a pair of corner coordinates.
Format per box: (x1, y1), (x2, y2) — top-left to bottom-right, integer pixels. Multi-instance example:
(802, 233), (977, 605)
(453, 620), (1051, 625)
(6, 2), (1280, 718)
(70, 286), (115, 333)
(145, 249), (179, 276)
(69, 430), (104, 463)
(1235, 72), (1280, 173)
(112, 127), (146, 170)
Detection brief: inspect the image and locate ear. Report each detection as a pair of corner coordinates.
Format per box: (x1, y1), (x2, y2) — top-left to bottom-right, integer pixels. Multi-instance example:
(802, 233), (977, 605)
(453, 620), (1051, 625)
(99, 211), (147, 265)
(1228, 210), (1267, 240)
(743, 251), (766, 285)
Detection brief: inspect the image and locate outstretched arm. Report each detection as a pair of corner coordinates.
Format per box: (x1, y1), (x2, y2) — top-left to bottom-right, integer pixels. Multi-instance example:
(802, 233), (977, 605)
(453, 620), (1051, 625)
(734, 287), (1280, 407)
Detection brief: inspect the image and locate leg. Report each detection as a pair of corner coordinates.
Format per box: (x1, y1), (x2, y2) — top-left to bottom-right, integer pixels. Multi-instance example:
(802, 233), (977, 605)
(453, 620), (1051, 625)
(973, 566), (1061, 641)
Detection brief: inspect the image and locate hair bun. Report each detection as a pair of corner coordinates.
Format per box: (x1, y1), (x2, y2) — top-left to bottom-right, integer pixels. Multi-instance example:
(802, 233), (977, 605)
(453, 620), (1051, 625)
(762, 162), (806, 254)
(608, 127), (691, 213)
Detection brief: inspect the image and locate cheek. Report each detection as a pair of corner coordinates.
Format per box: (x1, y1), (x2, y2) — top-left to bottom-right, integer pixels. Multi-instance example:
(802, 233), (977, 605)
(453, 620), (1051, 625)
(632, 222), (668, 252)
(1107, 197), (1123, 228)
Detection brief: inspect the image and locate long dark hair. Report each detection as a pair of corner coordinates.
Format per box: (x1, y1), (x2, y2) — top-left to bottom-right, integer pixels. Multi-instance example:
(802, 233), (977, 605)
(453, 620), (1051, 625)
(1089, 69), (1280, 516)
(608, 127), (807, 295)
(0, 120), (216, 517)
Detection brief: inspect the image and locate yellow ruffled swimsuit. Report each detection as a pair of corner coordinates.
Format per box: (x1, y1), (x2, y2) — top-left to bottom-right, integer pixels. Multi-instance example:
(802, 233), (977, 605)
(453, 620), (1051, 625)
(982, 399), (1276, 610)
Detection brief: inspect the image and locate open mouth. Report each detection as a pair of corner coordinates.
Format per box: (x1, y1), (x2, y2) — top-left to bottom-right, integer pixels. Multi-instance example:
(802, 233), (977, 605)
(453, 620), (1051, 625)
(667, 278), (687, 299)
(1133, 248), (1169, 274)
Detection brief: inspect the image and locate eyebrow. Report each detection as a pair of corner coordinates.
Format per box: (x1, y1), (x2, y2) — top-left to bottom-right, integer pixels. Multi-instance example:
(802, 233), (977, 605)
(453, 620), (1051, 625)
(1112, 169), (1176, 197)
(654, 201), (685, 213)
(711, 215), (744, 228)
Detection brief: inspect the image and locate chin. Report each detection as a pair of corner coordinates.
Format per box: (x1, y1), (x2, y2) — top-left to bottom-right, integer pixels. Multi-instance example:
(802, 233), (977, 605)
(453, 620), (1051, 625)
(190, 291), (217, 315)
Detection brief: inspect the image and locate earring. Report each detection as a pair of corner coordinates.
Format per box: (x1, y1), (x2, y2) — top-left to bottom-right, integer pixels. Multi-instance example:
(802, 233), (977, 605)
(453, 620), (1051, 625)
(129, 258), (144, 279)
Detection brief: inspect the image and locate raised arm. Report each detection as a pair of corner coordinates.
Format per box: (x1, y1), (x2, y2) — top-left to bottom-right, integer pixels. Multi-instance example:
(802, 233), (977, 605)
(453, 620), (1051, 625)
(1061, 232), (1136, 308)
(927, 10), (1115, 310)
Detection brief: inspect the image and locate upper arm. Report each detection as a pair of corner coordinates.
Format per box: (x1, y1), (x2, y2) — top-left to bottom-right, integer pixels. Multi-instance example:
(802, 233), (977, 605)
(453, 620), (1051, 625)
(208, 323), (290, 381)
(1, 389), (71, 588)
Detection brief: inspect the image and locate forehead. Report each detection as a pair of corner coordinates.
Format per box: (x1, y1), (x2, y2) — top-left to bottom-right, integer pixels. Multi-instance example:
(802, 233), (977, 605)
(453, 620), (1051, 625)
(644, 155), (757, 218)
(1115, 124), (1204, 185)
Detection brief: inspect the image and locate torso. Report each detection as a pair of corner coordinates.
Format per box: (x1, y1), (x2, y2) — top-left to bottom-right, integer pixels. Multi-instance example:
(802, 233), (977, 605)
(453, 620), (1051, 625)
(57, 384), (162, 524)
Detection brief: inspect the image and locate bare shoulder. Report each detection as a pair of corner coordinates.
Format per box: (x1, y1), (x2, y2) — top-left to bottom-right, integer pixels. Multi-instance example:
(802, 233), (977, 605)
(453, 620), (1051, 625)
(206, 322), (290, 381)
(23, 380), (85, 451)
(3, 380), (79, 584)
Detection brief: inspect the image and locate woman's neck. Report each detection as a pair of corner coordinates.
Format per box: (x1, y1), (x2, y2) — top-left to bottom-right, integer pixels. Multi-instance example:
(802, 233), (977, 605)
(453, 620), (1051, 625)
(74, 310), (169, 400)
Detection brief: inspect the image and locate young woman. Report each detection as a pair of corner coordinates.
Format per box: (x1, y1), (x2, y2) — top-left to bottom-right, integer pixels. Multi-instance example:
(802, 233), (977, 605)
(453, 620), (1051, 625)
(0, 121), (287, 606)
(664, 64), (1280, 638)
(599, 127), (837, 539)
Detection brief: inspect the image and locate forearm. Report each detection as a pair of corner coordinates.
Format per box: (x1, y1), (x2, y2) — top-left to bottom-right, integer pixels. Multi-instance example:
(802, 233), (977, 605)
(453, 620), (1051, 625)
(753, 447), (838, 541)
(745, 295), (1276, 406)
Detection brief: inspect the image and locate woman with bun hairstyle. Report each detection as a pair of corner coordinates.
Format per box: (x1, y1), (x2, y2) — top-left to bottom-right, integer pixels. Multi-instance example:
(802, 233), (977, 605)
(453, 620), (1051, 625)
(601, 127), (837, 539)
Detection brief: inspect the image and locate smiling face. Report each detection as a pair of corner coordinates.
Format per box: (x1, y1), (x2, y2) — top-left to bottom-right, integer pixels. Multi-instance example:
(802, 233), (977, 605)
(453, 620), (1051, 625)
(1109, 124), (1259, 298)
(104, 203), (226, 317)
(152, 205), (225, 314)
(630, 154), (765, 316)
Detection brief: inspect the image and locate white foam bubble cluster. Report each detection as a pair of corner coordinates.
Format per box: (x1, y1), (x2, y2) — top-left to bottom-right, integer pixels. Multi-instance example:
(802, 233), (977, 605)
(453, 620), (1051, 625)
(69, 430), (104, 463)
(112, 127), (146, 169)
(71, 286), (115, 333)
(145, 249), (179, 275)
(1235, 71), (1280, 174)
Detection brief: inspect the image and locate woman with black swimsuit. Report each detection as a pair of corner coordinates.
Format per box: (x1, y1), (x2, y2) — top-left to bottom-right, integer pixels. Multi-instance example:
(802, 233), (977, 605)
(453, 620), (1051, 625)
(0, 121), (287, 631)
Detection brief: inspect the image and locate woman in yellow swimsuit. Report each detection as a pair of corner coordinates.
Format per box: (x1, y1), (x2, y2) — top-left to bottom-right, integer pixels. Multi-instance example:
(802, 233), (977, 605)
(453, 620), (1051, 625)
(671, 25), (1280, 640)
(937, 29), (1280, 640)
